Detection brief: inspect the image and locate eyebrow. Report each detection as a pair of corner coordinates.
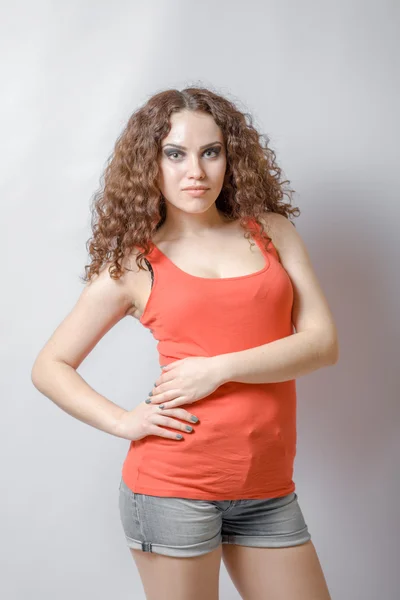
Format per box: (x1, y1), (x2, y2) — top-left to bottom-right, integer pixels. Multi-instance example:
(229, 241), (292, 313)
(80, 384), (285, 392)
(161, 141), (223, 150)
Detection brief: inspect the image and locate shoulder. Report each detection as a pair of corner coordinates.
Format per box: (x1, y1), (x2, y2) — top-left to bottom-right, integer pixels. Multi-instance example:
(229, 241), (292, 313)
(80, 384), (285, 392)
(83, 261), (134, 315)
(258, 212), (299, 261)
(259, 211), (295, 240)
(85, 246), (152, 317)
(259, 210), (314, 274)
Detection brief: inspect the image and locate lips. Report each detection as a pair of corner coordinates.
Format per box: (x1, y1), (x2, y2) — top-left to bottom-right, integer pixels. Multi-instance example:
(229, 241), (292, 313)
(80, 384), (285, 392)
(183, 187), (209, 191)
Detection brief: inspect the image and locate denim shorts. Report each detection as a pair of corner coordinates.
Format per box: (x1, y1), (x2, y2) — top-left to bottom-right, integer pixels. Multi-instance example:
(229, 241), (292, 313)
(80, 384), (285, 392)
(118, 478), (311, 558)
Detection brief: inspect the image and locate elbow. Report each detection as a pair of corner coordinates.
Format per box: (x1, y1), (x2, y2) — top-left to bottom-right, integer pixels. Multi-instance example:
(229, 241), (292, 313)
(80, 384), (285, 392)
(325, 336), (339, 365)
(315, 329), (339, 366)
(31, 355), (48, 390)
(31, 360), (42, 390)
(31, 355), (71, 390)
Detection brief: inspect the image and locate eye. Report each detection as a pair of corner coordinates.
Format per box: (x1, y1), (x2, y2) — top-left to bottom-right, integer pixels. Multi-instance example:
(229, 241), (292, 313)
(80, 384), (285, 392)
(204, 148), (220, 158)
(165, 147), (221, 160)
(166, 151), (182, 160)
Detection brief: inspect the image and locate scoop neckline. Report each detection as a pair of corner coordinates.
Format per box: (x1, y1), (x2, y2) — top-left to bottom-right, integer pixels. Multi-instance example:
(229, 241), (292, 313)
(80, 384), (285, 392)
(149, 221), (271, 282)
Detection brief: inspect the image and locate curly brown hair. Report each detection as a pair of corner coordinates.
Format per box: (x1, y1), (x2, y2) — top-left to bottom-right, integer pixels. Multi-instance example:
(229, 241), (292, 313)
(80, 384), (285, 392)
(81, 86), (300, 283)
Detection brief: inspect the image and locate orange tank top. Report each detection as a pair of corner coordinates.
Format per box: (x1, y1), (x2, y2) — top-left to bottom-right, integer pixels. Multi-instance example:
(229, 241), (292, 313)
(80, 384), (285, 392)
(121, 218), (297, 500)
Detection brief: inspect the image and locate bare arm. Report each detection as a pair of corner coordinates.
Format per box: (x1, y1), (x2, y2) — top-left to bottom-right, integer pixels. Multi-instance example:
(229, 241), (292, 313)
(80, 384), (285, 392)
(31, 265), (135, 439)
(214, 329), (337, 385)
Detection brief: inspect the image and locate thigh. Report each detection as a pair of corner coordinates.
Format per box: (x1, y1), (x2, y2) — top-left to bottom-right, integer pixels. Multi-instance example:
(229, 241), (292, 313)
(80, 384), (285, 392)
(222, 540), (332, 600)
(131, 545), (222, 600)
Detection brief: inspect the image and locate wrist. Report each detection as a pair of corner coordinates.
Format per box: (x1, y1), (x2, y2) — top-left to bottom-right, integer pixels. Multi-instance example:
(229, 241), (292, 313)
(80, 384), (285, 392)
(210, 354), (232, 386)
(113, 408), (129, 439)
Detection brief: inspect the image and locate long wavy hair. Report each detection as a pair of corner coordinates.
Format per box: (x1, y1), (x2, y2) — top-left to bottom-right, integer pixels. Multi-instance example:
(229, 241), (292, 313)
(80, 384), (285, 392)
(82, 86), (300, 283)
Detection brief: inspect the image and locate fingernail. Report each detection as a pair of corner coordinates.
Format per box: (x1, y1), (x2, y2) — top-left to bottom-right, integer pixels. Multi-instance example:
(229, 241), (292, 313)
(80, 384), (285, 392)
(190, 416), (199, 423)
(185, 425), (193, 432)
(159, 404), (165, 409)
(176, 434), (183, 439)
(148, 391), (153, 396)
(145, 399), (151, 404)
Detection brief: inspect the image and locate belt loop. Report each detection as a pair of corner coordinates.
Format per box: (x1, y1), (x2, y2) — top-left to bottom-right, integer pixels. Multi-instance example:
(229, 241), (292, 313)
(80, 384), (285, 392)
(141, 541), (152, 552)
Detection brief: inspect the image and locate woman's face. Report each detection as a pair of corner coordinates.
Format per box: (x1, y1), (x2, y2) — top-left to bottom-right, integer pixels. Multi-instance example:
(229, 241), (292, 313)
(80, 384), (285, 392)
(157, 110), (227, 214)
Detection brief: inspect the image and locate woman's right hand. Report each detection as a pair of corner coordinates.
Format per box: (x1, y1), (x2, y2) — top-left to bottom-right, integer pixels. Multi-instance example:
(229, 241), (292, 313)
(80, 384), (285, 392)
(116, 399), (200, 441)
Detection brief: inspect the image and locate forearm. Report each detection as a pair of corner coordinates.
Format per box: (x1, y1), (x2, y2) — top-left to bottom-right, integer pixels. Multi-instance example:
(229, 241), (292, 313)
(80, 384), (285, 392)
(31, 359), (128, 438)
(214, 330), (338, 385)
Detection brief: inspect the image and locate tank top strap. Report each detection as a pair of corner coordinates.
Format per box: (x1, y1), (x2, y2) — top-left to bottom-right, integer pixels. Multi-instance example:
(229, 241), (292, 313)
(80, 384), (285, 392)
(251, 217), (282, 264)
(248, 217), (277, 258)
(143, 256), (154, 287)
(135, 241), (176, 289)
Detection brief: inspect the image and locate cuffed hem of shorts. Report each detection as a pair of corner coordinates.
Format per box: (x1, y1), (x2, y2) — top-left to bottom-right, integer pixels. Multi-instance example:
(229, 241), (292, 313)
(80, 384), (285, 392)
(123, 530), (222, 558)
(221, 526), (311, 548)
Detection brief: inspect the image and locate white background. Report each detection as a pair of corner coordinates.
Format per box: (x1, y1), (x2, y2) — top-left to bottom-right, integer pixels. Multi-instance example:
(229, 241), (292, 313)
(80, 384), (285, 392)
(1, 0), (399, 598)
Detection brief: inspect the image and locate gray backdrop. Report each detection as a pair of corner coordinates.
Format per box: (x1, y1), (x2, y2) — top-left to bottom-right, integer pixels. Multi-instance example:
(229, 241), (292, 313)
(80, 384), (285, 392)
(1, 0), (399, 598)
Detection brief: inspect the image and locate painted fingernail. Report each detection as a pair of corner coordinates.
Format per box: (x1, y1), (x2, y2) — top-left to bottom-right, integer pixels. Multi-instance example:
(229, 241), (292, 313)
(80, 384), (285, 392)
(190, 416), (199, 423)
(148, 391), (153, 396)
(185, 425), (193, 432)
(159, 404), (165, 409)
(176, 434), (183, 439)
(145, 399), (151, 404)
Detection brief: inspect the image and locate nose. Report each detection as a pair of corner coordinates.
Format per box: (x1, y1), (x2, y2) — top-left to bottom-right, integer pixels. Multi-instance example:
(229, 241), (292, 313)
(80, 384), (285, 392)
(187, 154), (206, 179)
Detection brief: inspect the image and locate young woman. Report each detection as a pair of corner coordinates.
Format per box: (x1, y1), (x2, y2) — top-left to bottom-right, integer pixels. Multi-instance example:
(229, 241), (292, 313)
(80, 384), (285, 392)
(31, 87), (337, 600)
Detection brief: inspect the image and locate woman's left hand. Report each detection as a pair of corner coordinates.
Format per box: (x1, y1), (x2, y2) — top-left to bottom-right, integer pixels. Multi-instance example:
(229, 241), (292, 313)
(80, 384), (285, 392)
(147, 357), (223, 409)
